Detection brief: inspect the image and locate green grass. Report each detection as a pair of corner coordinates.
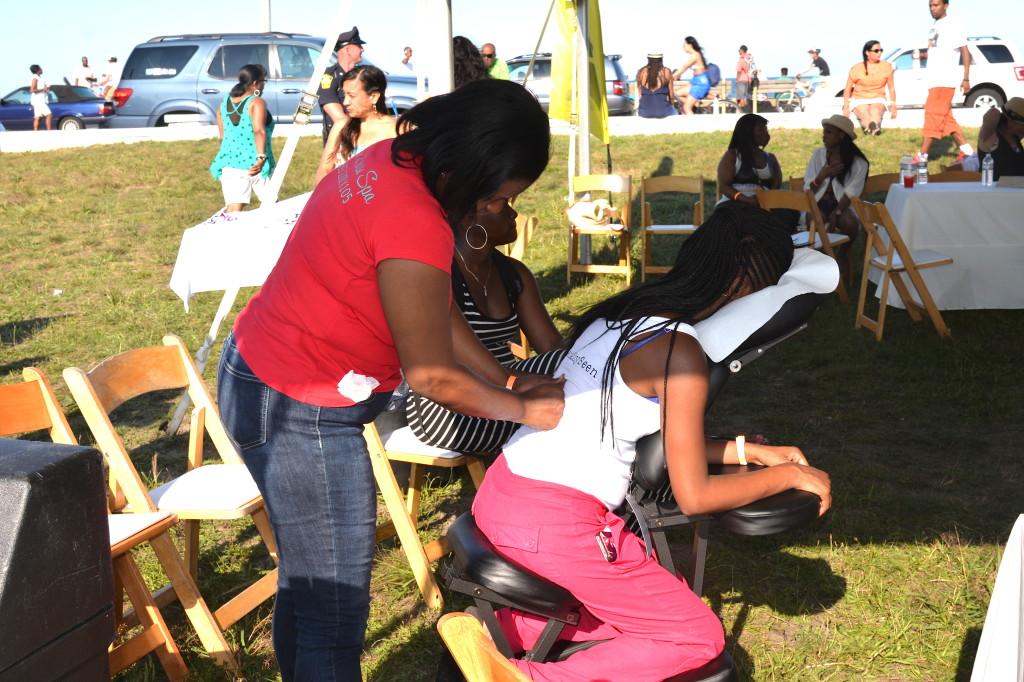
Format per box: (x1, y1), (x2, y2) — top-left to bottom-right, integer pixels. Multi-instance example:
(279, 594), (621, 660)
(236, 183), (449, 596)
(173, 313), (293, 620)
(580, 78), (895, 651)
(1, 124), (1020, 681)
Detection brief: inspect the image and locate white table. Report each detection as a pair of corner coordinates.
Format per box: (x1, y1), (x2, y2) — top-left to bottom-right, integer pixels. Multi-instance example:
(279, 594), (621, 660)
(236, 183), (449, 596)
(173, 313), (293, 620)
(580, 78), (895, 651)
(883, 183), (1024, 310)
(970, 514), (1024, 682)
(169, 191), (311, 310)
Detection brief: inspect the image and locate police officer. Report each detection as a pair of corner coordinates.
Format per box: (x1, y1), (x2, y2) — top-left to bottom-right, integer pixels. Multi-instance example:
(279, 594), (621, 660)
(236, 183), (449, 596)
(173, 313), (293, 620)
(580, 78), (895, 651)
(317, 26), (366, 144)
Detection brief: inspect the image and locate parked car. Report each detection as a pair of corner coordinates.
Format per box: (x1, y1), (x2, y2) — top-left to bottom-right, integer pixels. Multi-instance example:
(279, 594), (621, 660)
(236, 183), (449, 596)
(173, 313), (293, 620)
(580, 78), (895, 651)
(804, 36), (1024, 111)
(506, 53), (632, 116)
(109, 32), (419, 128)
(0, 85), (114, 130)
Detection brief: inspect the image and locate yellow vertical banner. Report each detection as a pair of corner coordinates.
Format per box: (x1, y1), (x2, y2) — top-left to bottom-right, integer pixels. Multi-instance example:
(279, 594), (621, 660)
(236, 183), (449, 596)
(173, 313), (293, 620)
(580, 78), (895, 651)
(549, 0), (609, 145)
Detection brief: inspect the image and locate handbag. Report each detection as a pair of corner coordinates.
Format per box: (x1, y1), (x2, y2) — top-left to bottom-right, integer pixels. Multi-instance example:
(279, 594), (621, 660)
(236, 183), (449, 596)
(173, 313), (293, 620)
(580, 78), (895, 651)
(565, 199), (623, 229)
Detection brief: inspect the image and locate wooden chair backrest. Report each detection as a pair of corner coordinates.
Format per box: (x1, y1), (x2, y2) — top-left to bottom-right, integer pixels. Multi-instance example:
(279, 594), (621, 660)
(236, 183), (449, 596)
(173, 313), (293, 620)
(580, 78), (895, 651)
(850, 198), (891, 265)
(63, 334), (243, 513)
(755, 188), (829, 250)
(0, 368), (77, 445)
(852, 199), (912, 261)
(570, 174), (632, 228)
(929, 170), (982, 183)
(788, 176), (805, 192)
(640, 175), (705, 227)
(862, 173), (902, 195)
(437, 612), (529, 682)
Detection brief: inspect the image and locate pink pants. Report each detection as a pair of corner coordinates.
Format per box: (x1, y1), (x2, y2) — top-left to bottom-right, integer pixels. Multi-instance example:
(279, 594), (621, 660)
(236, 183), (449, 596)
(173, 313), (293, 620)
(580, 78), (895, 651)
(472, 455), (724, 682)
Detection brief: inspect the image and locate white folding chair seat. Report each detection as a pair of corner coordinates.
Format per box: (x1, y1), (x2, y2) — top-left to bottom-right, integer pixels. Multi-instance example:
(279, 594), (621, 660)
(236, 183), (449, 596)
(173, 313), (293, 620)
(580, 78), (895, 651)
(147, 464), (262, 514)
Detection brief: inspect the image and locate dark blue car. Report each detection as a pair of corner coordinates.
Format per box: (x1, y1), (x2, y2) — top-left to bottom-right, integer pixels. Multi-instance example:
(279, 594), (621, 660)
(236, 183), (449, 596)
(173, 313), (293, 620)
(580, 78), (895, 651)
(0, 85), (115, 131)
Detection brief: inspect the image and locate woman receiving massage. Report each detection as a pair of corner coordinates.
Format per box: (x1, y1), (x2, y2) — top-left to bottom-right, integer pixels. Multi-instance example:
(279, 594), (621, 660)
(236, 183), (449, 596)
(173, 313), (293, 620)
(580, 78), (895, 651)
(471, 201), (833, 682)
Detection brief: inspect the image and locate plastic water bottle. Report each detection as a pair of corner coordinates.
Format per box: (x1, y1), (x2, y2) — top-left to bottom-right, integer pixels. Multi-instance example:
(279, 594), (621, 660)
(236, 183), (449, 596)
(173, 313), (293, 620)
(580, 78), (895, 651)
(916, 154), (929, 186)
(981, 153), (995, 186)
(900, 154), (915, 188)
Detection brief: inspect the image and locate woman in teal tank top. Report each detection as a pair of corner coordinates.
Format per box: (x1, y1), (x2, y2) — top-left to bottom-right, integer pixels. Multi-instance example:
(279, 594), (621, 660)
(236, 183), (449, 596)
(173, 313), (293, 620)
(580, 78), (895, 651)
(210, 64), (275, 212)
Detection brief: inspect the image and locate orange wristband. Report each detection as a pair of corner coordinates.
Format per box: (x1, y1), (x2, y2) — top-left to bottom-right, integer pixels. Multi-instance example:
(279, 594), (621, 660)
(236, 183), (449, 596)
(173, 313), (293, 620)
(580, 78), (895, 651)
(505, 375), (517, 389)
(733, 191), (743, 200)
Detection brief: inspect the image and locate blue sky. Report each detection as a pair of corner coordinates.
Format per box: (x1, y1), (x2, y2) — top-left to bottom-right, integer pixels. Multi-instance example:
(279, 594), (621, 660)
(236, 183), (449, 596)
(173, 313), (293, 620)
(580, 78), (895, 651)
(2, 0), (1021, 98)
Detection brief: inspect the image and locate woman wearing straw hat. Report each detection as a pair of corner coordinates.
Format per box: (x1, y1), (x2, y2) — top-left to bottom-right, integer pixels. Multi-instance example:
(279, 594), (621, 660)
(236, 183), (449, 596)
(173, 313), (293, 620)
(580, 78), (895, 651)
(977, 97), (1024, 181)
(803, 114), (870, 281)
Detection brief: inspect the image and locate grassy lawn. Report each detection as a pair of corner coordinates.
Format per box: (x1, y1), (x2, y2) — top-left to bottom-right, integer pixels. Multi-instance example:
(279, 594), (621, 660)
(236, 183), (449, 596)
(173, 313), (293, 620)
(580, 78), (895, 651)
(1, 123), (1020, 681)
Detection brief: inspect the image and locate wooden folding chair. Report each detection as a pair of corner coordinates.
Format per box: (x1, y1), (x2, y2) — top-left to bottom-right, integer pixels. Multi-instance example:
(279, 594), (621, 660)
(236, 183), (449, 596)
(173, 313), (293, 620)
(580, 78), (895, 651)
(0, 368), (196, 678)
(788, 176), (805, 192)
(755, 187), (850, 301)
(639, 175), (704, 281)
(862, 172), (902, 196)
(364, 422), (486, 609)
(851, 198), (953, 340)
(567, 174), (633, 286)
(437, 612), (529, 682)
(930, 169), (982, 183)
(63, 335), (279, 669)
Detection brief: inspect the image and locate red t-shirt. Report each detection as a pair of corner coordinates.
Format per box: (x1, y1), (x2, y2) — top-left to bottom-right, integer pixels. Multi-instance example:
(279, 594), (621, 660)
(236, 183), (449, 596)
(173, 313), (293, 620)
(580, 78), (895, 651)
(233, 140), (454, 406)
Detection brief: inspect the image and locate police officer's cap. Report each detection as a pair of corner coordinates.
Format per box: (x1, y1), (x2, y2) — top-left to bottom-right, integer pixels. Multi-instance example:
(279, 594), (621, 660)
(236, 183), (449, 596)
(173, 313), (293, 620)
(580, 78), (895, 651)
(335, 27), (366, 51)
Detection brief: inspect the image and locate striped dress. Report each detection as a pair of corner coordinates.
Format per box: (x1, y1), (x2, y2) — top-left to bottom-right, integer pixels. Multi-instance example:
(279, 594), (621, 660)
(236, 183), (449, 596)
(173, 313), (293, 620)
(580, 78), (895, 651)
(406, 252), (565, 453)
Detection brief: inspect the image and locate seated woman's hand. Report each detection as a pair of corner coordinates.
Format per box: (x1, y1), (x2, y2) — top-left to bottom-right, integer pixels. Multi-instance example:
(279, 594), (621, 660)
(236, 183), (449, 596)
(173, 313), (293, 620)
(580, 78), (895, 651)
(509, 371), (560, 393)
(751, 443), (809, 467)
(518, 376), (566, 431)
(790, 463), (832, 516)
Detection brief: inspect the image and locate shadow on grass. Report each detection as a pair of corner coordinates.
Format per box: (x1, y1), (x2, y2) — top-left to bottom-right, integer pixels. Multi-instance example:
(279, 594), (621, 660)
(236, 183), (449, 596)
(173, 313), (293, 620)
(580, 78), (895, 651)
(0, 316), (66, 348)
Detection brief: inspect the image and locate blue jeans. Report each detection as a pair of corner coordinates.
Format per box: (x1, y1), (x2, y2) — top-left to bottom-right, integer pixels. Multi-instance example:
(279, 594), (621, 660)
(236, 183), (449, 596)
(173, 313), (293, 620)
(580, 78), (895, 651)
(217, 332), (391, 681)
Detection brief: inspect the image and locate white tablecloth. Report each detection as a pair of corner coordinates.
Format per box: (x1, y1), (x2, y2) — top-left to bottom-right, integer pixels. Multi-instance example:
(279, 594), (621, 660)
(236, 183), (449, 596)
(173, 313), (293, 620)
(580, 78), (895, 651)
(883, 183), (1024, 310)
(971, 514), (1024, 682)
(169, 192), (311, 310)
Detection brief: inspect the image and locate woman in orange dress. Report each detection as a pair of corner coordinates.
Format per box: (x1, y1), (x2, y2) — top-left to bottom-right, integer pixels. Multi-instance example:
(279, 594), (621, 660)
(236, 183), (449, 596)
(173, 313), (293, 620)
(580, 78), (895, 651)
(842, 40), (897, 136)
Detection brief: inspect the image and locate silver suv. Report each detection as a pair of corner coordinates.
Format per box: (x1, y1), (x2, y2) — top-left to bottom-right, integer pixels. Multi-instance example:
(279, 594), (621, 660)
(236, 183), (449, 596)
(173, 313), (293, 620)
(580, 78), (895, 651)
(506, 53), (633, 116)
(110, 32), (418, 128)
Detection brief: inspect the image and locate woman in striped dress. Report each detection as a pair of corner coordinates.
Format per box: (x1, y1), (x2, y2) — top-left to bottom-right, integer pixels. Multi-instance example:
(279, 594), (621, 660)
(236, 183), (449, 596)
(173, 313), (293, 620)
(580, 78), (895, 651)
(406, 204), (565, 453)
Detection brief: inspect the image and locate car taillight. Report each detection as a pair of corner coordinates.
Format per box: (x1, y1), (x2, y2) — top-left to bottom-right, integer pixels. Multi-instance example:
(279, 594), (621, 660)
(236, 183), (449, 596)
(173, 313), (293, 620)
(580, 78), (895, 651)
(100, 103), (114, 115)
(1015, 66), (1024, 81)
(111, 88), (132, 108)
(612, 80), (626, 96)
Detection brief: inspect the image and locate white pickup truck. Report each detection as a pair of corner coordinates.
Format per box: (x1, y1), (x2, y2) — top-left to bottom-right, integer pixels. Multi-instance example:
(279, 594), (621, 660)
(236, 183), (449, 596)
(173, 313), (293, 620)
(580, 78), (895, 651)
(803, 36), (1024, 112)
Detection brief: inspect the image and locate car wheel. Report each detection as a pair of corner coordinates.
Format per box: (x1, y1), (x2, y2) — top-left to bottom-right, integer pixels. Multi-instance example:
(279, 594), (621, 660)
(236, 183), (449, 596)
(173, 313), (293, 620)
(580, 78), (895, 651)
(965, 88), (1003, 109)
(59, 117), (84, 131)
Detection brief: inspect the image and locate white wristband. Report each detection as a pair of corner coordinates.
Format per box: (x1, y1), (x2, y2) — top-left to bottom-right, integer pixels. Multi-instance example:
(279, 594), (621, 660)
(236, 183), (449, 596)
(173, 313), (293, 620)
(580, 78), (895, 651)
(736, 435), (747, 466)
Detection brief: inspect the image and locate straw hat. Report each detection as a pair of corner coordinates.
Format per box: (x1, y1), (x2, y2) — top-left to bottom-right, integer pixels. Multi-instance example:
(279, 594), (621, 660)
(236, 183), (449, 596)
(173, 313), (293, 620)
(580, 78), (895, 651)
(1003, 97), (1024, 122)
(821, 114), (857, 140)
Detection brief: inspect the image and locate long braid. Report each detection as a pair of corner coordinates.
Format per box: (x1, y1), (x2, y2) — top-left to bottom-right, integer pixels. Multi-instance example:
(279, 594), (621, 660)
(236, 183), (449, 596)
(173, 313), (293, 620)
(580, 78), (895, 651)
(569, 201), (793, 443)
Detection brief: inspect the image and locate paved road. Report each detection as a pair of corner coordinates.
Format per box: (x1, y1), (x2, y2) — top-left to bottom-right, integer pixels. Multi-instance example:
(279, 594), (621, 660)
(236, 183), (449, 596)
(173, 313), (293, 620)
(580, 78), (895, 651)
(0, 108), (986, 154)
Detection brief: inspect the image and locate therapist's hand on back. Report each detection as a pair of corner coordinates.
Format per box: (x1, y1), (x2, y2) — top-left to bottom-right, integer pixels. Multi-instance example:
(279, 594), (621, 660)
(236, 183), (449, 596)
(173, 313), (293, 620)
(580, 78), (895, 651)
(517, 376), (566, 431)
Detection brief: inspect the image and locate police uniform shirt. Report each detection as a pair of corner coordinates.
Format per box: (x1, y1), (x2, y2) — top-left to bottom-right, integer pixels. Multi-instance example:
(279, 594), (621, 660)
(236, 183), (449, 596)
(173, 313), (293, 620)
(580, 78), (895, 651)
(316, 62), (348, 136)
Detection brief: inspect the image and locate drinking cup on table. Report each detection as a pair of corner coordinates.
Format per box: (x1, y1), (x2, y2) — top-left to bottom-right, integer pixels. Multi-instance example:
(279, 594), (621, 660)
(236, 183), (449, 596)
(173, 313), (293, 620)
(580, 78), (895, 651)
(903, 173), (915, 189)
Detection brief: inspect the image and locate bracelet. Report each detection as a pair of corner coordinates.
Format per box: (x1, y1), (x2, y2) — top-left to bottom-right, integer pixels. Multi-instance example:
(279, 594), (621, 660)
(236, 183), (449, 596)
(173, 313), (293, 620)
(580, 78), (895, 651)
(735, 435), (747, 466)
(505, 375), (517, 389)
(256, 154), (267, 161)
(733, 191), (743, 201)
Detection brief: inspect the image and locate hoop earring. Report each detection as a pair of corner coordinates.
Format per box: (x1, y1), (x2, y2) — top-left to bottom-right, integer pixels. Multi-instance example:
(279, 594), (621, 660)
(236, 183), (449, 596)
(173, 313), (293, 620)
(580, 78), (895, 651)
(466, 224), (488, 250)
(254, 89), (262, 97)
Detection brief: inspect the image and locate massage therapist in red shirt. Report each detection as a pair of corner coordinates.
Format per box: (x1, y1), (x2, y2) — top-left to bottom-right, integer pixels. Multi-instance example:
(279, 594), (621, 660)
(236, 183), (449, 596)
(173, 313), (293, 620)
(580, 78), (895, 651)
(216, 79), (565, 681)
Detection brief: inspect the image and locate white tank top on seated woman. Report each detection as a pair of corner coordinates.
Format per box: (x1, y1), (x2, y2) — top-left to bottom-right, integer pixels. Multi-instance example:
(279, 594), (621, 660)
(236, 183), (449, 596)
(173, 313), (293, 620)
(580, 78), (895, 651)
(503, 316), (697, 510)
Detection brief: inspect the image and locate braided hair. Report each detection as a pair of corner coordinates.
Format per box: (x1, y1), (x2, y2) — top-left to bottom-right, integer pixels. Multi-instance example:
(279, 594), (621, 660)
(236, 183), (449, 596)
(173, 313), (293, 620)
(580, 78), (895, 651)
(568, 201), (794, 440)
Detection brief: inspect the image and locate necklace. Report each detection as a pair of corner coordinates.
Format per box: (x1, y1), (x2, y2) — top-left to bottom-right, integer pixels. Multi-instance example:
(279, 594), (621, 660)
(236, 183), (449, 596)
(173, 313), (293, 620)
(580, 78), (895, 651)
(455, 247), (493, 298)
